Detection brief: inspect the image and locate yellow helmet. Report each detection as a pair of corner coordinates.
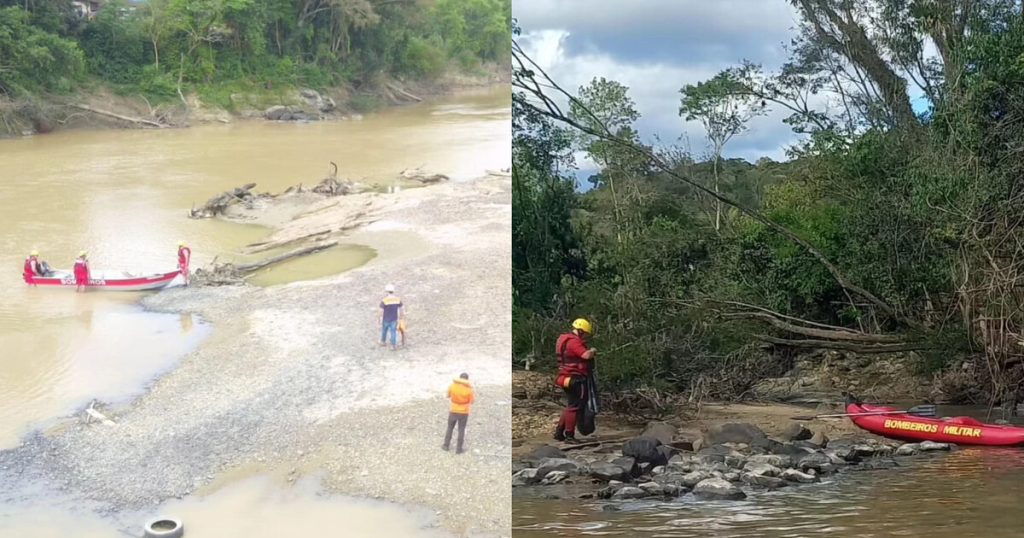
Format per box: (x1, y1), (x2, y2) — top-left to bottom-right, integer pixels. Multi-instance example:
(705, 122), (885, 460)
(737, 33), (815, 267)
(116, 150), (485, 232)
(30, 250), (39, 256)
(571, 318), (593, 334)
(78, 250), (87, 258)
(178, 240), (187, 247)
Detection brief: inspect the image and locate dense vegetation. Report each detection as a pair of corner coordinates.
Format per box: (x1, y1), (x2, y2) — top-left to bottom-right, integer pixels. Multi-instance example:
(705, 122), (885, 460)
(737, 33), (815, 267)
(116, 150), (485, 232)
(513, 1), (1024, 407)
(0, 0), (509, 104)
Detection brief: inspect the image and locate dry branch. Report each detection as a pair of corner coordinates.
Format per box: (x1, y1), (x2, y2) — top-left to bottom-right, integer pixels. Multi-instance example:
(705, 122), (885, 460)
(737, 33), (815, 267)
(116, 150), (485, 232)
(69, 104), (166, 128)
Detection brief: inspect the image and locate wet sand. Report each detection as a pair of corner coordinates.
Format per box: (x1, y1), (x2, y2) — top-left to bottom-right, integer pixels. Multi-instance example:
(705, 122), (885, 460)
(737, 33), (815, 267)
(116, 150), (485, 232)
(0, 174), (512, 537)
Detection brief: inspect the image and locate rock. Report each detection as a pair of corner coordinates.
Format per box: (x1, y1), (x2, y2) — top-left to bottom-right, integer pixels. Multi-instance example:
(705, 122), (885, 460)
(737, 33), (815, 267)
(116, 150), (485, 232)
(724, 453), (748, 469)
(611, 486), (649, 500)
(641, 422), (677, 445)
(590, 463), (630, 482)
(611, 457), (639, 477)
(681, 471), (714, 488)
(523, 445), (566, 465)
(300, 88), (320, 99)
(692, 437), (704, 452)
(541, 471), (569, 485)
(537, 458), (580, 478)
(747, 454), (792, 468)
(638, 462), (653, 476)
(781, 469), (819, 483)
(895, 443), (920, 456)
(723, 471), (740, 482)
(783, 423), (813, 441)
(742, 462), (782, 477)
(742, 473), (789, 489)
(651, 465), (666, 475)
(919, 441), (951, 452)
(797, 452), (832, 472)
(512, 469), (540, 486)
(623, 437), (667, 466)
(512, 461), (529, 474)
(656, 445), (676, 463)
(597, 484), (624, 499)
(265, 105), (289, 120)
(853, 444), (880, 457)
(320, 96), (336, 113)
(669, 438), (697, 452)
(807, 431), (829, 448)
(663, 484), (684, 496)
(703, 423), (768, 445)
(637, 481), (665, 495)
(828, 446), (861, 462)
(693, 477), (747, 500)
(851, 459), (900, 471)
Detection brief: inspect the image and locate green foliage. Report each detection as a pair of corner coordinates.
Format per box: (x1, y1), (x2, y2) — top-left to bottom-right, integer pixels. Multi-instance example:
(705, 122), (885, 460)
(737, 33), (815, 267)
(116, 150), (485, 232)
(0, 6), (85, 95)
(1, 0), (511, 100)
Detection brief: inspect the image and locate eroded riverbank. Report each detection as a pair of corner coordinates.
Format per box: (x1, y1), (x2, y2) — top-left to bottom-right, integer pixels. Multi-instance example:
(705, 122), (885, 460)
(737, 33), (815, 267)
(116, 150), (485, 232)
(0, 174), (512, 536)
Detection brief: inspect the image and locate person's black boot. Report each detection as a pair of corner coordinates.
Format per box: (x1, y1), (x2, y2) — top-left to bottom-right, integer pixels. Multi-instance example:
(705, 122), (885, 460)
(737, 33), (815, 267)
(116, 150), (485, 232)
(441, 444), (450, 451)
(562, 432), (581, 445)
(553, 426), (566, 442)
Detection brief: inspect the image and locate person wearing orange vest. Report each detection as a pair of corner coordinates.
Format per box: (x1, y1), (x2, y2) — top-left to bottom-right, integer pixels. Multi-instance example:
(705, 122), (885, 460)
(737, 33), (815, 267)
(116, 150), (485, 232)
(443, 373), (475, 454)
(177, 240), (191, 286)
(554, 318), (596, 443)
(73, 251), (90, 292)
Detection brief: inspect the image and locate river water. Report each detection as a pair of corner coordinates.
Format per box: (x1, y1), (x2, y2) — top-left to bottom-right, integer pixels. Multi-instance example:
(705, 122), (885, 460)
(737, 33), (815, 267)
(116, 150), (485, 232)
(513, 408), (1024, 538)
(0, 86), (510, 451)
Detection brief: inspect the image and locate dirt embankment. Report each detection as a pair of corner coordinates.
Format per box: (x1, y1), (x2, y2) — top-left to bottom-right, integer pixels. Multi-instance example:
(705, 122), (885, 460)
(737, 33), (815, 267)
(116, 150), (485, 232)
(0, 63), (509, 137)
(0, 174), (512, 537)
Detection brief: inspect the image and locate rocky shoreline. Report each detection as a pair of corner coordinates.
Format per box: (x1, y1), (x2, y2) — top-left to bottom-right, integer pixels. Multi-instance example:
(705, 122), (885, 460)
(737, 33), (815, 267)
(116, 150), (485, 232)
(513, 421), (954, 503)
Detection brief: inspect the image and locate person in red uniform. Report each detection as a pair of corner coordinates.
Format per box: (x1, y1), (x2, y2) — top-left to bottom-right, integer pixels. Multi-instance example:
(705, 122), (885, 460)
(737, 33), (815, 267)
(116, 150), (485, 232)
(73, 251), (90, 292)
(23, 250), (45, 284)
(554, 318), (596, 443)
(177, 240), (191, 286)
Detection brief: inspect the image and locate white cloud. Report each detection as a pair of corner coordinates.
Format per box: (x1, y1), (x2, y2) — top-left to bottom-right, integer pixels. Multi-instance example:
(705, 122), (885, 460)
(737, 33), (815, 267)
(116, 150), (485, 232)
(517, 27), (803, 161)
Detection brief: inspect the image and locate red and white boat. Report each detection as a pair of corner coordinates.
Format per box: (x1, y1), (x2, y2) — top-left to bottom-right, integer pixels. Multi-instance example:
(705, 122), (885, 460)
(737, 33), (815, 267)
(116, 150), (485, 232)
(24, 269), (181, 291)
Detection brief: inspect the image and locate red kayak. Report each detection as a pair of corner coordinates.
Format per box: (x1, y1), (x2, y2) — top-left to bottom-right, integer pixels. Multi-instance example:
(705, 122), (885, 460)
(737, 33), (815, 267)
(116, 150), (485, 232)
(24, 269), (181, 291)
(846, 399), (1024, 447)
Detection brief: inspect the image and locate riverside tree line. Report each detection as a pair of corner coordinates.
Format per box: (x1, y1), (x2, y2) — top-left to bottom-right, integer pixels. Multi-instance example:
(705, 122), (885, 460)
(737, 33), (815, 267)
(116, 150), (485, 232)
(513, 0), (1024, 410)
(0, 0), (509, 108)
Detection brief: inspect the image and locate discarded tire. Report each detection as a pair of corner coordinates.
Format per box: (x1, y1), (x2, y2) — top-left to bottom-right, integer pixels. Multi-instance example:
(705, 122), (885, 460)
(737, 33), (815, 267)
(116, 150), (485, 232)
(144, 517), (184, 538)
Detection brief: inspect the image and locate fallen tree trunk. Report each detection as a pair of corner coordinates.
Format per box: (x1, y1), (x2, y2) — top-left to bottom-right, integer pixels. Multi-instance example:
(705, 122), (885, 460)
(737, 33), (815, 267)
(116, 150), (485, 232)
(234, 241), (338, 272)
(757, 335), (931, 353)
(69, 104), (166, 128)
(722, 312), (908, 343)
(386, 82), (423, 102)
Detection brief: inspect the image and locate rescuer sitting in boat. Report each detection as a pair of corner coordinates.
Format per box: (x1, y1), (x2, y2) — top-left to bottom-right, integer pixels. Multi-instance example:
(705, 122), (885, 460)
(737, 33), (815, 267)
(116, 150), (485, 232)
(23, 250), (53, 281)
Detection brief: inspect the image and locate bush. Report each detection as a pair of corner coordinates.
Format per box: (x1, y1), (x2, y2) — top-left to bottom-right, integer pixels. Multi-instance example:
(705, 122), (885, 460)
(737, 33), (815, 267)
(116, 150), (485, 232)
(397, 36), (446, 79)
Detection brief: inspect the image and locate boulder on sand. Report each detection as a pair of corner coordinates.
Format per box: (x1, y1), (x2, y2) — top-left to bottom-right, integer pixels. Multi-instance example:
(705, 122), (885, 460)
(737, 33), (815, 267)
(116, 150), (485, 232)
(590, 462), (630, 482)
(783, 423), (813, 441)
(641, 422), (677, 445)
(705, 423), (768, 445)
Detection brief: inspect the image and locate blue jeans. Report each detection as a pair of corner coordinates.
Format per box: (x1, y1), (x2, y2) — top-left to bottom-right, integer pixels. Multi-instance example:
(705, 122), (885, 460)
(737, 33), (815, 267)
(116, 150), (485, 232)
(381, 321), (398, 346)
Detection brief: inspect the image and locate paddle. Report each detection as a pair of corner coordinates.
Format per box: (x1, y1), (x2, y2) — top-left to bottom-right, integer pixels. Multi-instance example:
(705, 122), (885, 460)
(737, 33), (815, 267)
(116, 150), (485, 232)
(791, 404), (937, 421)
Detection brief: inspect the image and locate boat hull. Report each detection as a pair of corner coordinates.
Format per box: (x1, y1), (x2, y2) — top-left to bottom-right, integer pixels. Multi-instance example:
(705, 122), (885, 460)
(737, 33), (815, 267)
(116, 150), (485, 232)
(25, 269), (180, 292)
(846, 401), (1024, 446)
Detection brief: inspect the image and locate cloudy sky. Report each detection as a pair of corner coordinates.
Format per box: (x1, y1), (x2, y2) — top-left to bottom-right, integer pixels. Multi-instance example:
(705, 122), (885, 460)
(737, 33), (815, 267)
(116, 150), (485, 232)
(514, 0), (806, 164)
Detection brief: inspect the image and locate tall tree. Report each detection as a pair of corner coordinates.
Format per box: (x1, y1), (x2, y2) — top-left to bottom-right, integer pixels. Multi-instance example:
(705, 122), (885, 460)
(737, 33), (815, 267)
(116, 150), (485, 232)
(679, 72), (765, 230)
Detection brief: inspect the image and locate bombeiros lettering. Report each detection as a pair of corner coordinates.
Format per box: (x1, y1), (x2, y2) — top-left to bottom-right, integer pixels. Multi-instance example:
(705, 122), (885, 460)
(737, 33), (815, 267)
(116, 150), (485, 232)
(882, 419), (982, 438)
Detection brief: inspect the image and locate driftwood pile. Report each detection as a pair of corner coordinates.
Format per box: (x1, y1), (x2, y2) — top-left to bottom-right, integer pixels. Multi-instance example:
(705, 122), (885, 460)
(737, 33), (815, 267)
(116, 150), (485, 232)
(189, 183), (261, 219)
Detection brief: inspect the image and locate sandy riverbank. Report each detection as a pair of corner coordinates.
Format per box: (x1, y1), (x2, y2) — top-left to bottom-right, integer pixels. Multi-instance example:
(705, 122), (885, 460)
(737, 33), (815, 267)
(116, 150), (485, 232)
(0, 173), (512, 536)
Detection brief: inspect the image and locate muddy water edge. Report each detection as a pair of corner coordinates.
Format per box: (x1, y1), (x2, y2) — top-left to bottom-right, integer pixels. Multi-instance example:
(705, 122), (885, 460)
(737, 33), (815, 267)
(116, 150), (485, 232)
(0, 87), (511, 537)
(512, 405), (1024, 538)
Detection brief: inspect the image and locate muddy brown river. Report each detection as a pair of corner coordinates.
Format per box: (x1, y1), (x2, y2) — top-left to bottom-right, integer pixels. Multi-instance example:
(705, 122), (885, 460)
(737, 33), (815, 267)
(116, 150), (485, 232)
(0, 87), (509, 450)
(514, 408), (1024, 538)
(0, 87), (509, 537)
